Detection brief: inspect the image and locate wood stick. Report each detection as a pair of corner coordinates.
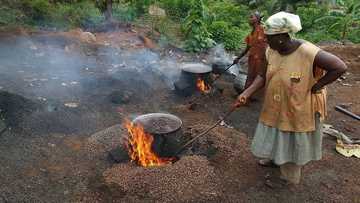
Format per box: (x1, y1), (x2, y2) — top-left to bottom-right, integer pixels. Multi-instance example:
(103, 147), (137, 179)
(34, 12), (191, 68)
(175, 106), (237, 155)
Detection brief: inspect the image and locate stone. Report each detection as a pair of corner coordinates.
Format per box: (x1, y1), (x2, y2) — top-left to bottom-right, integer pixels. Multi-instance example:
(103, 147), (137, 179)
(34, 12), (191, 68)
(80, 32), (96, 43)
(108, 146), (130, 164)
(109, 91), (132, 104)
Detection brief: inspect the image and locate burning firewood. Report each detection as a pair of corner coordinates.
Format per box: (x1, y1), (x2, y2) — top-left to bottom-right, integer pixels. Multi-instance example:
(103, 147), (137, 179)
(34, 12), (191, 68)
(196, 77), (211, 94)
(124, 119), (176, 167)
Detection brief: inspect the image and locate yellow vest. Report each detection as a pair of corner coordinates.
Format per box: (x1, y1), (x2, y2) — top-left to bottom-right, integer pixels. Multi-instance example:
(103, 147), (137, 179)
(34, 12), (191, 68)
(260, 41), (327, 132)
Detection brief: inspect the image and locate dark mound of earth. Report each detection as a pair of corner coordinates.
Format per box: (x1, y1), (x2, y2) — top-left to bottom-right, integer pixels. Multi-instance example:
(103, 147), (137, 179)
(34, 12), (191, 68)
(0, 91), (40, 128)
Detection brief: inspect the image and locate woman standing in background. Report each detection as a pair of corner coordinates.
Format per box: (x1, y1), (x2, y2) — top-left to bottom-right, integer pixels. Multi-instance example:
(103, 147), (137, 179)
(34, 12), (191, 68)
(233, 11), (267, 93)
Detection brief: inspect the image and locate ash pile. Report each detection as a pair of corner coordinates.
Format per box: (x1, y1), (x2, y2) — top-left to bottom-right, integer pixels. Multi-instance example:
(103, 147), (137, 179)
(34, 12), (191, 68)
(0, 91), (40, 133)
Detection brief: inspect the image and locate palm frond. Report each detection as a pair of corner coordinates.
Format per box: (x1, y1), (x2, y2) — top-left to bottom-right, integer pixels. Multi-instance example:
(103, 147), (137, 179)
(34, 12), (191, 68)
(328, 22), (342, 31)
(315, 15), (341, 23)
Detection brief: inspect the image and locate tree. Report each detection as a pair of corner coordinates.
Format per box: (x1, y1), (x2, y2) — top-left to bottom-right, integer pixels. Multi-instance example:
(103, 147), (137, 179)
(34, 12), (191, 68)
(257, 0), (314, 13)
(96, 0), (116, 21)
(316, 0), (360, 40)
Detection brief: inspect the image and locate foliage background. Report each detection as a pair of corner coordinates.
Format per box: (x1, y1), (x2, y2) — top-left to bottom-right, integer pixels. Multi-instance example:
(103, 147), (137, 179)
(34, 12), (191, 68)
(0, 0), (359, 52)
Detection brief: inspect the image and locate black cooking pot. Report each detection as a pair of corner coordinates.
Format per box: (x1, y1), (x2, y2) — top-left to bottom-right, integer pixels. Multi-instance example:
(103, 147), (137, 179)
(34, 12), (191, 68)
(132, 113), (183, 157)
(174, 63), (212, 96)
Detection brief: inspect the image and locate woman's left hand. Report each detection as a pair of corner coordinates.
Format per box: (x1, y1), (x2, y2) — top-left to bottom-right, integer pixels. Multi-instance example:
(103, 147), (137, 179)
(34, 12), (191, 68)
(311, 83), (322, 94)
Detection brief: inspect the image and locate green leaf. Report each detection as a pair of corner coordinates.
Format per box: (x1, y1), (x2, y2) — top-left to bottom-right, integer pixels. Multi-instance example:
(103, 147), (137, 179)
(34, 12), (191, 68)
(315, 15), (341, 23)
(328, 22), (342, 31)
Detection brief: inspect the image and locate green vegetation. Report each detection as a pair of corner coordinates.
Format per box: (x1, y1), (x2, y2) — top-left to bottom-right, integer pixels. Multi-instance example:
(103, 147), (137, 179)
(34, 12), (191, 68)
(0, 0), (359, 51)
(182, 0), (215, 52)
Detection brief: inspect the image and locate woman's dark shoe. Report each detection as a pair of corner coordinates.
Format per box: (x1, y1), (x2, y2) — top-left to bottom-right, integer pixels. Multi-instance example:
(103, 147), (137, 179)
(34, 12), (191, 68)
(258, 159), (279, 168)
(265, 177), (290, 189)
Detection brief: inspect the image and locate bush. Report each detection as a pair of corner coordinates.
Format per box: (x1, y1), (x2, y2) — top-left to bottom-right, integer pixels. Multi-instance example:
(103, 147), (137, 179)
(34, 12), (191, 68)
(223, 26), (246, 50)
(208, 1), (250, 26)
(296, 3), (328, 31)
(21, 0), (53, 24)
(112, 3), (137, 23)
(51, 2), (103, 29)
(183, 0), (215, 52)
(0, 6), (25, 25)
(209, 20), (248, 51)
(129, 0), (154, 16)
(160, 0), (192, 21)
(348, 28), (360, 43)
(183, 19), (215, 52)
(296, 31), (337, 43)
(208, 21), (230, 42)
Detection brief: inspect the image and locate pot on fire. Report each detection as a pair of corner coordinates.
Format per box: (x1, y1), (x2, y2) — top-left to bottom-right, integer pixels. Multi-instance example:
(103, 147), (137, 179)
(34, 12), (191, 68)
(125, 113), (184, 167)
(173, 63), (213, 96)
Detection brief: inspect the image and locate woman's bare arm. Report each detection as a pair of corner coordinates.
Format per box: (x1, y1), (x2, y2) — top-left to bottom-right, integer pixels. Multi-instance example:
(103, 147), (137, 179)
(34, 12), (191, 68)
(312, 50), (347, 93)
(235, 50), (267, 106)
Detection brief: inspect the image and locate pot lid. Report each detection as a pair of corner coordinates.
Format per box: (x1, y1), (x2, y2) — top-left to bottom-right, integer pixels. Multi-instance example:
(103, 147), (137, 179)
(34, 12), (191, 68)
(181, 63), (212, 74)
(132, 113), (182, 135)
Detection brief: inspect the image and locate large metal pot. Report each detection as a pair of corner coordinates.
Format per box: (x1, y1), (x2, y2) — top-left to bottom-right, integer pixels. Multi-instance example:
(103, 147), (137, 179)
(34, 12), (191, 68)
(174, 63), (212, 96)
(132, 113), (183, 157)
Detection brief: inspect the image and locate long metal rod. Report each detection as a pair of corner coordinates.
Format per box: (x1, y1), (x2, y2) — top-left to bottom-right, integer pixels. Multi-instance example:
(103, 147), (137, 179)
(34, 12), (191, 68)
(335, 105), (360, 121)
(175, 106), (237, 155)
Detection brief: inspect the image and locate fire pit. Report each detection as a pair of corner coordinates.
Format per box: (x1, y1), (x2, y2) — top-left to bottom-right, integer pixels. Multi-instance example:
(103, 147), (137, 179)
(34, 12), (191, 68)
(174, 63), (212, 96)
(125, 113), (184, 167)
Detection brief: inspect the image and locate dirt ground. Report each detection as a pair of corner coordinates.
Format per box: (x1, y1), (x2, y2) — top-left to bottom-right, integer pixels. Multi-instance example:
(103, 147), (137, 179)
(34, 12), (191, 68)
(0, 27), (359, 203)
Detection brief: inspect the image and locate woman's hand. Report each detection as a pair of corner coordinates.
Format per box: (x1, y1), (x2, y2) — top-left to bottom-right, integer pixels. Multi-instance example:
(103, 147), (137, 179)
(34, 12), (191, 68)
(233, 57), (241, 64)
(234, 93), (249, 108)
(311, 83), (322, 94)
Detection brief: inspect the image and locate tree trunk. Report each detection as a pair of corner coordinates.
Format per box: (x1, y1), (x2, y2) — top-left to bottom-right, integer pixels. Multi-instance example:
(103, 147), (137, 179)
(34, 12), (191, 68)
(341, 23), (347, 41)
(104, 0), (113, 21)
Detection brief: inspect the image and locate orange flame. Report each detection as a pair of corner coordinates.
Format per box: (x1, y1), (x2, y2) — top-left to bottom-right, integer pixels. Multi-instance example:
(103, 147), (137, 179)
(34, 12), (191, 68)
(124, 119), (175, 167)
(196, 77), (211, 93)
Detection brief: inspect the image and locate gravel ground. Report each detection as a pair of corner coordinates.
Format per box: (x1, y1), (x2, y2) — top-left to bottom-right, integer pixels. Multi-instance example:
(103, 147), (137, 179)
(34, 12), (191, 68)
(103, 155), (220, 202)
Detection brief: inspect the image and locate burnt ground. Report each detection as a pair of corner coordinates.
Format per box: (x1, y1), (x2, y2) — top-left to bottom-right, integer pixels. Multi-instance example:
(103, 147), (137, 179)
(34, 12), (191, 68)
(0, 27), (359, 203)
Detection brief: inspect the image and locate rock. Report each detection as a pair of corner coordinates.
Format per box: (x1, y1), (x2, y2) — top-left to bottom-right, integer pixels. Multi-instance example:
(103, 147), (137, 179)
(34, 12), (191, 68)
(148, 5), (166, 17)
(139, 35), (156, 49)
(0, 119), (6, 132)
(64, 102), (79, 108)
(64, 44), (77, 53)
(80, 32), (96, 43)
(0, 91), (40, 128)
(109, 91), (133, 104)
(68, 28), (96, 43)
(108, 146), (130, 163)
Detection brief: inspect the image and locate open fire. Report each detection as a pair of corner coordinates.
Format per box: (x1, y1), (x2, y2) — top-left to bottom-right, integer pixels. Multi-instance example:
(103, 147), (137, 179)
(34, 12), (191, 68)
(124, 120), (176, 167)
(196, 77), (211, 93)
